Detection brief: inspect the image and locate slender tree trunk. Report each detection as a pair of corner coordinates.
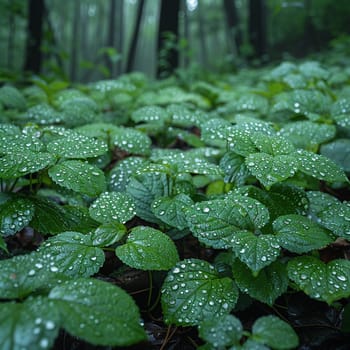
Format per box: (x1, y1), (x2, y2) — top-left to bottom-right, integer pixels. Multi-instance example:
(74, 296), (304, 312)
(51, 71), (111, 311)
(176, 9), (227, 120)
(8, 3), (15, 69)
(125, 0), (145, 73)
(197, 0), (208, 67)
(24, 0), (45, 73)
(157, 0), (180, 78)
(106, 0), (117, 76)
(248, 0), (267, 59)
(116, 0), (124, 75)
(70, 0), (80, 81)
(223, 0), (242, 56)
(182, 0), (190, 68)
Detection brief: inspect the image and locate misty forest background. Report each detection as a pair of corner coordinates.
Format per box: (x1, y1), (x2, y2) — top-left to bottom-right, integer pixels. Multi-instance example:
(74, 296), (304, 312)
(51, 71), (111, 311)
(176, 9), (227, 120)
(1, 0), (350, 84)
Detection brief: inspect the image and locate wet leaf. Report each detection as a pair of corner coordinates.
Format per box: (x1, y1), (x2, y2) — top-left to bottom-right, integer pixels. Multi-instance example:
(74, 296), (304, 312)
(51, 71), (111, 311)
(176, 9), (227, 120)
(0, 151), (55, 179)
(0, 134), (43, 154)
(319, 202), (350, 238)
(227, 128), (258, 156)
(131, 105), (169, 125)
(39, 232), (105, 277)
(201, 118), (233, 147)
(320, 139), (350, 172)
(252, 133), (295, 156)
(89, 191), (136, 224)
(49, 278), (146, 346)
(47, 133), (108, 159)
(0, 297), (60, 350)
(295, 149), (348, 183)
(232, 260), (288, 305)
(252, 315), (299, 350)
(198, 314), (243, 347)
(273, 214), (333, 253)
(48, 160), (106, 196)
(91, 222), (127, 247)
(280, 121), (336, 149)
(229, 231), (280, 272)
(246, 153), (298, 188)
(0, 197), (35, 236)
(220, 152), (251, 185)
(111, 127), (151, 155)
(288, 256), (350, 304)
(116, 226), (179, 270)
(187, 196), (270, 249)
(161, 258), (238, 326)
(152, 194), (193, 230)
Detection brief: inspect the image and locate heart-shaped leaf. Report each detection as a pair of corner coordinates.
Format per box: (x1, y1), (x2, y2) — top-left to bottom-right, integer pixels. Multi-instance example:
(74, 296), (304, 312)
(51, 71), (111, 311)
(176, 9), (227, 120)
(49, 160), (106, 196)
(49, 278), (146, 346)
(115, 226), (179, 270)
(0, 197), (35, 236)
(39, 232), (105, 277)
(91, 222), (127, 247)
(252, 315), (299, 350)
(89, 191), (136, 224)
(229, 231), (280, 272)
(0, 297), (60, 350)
(198, 314), (243, 347)
(273, 214), (333, 253)
(161, 259), (238, 326)
(152, 194), (193, 230)
(288, 256), (350, 304)
(47, 133), (108, 159)
(246, 153), (298, 188)
(232, 260), (288, 305)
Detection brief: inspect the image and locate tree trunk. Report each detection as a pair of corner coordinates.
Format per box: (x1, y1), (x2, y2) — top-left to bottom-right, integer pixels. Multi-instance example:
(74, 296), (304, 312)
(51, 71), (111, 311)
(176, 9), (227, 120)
(24, 0), (45, 73)
(223, 0), (242, 56)
(116, 0), (124, 75)
(181, 0), (190, 68)
(248, 0), (266, 60)
(105, 0), (117, 76)
(70, 0), (80, 81)
(157, 0), (180, 78)
(197, 0), (208, 67)
(125, 0), (145, 73)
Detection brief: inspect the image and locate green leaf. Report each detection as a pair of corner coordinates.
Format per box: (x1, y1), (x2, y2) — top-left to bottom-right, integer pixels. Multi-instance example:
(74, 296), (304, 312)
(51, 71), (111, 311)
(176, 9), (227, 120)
(91, 222), (127, 247)
(108, 157), (148, 192)
(116, 226), (179, 270)
(111, 127), (151, 155)
(201, 118), (233, 147)
(246, 153), (298, 188)
(320, 139), (350, 172)
(161, 258), (238, 326)
(229, 231), (280, 272)
(307, 190), (339, 221)
(232, 260), (288, 305)
(24, 103), (62, 125)
(131, 105), (169, 125)
(187, 196), (270, 249)
(252, 133), (295, 156)
(0, 252), (68, 299)
(152, 194), (193, 230)
(155, 151), (223, 175)
(126, 164), (174, 223)
(168, 104), (211, 127)
(0, 197), (35, 236)
(288, 256), (350, 304)
(0, 134), (43, 154)
(89, 191), (136, 224)
(47, 133), (108, 159)
(280, 121), (336, 149)
(295, 149), (348, 183)
(39, 232), (105, 277)
(220, 152), (250, 185)
(49, 278), (146, 346)
(227, 128), (258, 156)
(273, 214), (333, 253)
(198, 314), (243, 347)
(48, 160), (106, 196)
(232, 339), (270, 350)
(29, 196), (75, 235)
(318, 202), (350, 238)
(0, 151), (55, 179)
(0, 297), (60, 350)
(0, 85), (26, 110)
(252, 315), (299, 350)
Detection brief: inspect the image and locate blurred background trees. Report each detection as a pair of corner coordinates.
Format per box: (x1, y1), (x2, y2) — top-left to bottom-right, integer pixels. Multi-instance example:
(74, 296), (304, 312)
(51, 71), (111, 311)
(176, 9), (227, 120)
(1, 0), (350, 82)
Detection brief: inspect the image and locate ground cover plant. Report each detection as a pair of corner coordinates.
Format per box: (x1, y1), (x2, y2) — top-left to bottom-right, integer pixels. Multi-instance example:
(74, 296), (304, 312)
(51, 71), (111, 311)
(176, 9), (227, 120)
(0, 59), (350, 349)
